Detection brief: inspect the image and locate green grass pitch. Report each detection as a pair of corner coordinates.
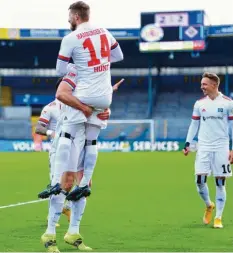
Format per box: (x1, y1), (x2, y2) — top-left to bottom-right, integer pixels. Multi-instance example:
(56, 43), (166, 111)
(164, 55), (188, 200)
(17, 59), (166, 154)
(1, 152), (233, 252)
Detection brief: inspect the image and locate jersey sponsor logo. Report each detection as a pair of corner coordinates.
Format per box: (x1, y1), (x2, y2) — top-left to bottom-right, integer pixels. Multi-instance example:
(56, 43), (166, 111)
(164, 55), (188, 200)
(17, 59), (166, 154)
(203, 116), (223, 121)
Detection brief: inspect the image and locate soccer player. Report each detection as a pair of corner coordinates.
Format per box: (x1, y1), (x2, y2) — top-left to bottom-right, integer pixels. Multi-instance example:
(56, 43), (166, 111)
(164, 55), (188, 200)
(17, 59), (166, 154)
(183, 72), (233, 228)
(35, 78), (71, 227)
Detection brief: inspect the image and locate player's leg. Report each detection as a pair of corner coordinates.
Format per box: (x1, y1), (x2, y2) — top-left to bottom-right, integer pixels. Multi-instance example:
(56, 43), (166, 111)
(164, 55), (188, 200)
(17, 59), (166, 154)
(38, 131), (60, 199)
(213, 177), (226, 228)
(48, 122), (85, 222)
(41, 123), (84, 252)
(67, 163), (88, 236)
(212, 149), (232, 228)
(47, 151), (60, 227)
(195, 150), (214, 224)
(61, 149), (86, 222)
(66, 123), (100, 201)
(63, 135), (92, 250)
(65, 170), (87, 236)
(41, 172), (74, 252)
(80, 123), (100, 186)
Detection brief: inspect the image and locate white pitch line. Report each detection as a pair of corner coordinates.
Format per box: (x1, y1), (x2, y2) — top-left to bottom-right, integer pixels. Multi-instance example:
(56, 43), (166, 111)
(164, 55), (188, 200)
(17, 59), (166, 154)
(0, 198), (48, 209)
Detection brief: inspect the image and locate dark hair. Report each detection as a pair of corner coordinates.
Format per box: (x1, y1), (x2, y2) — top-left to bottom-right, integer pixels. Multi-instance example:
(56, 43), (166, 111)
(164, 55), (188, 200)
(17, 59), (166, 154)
(202, 72), (220, 86)
(56, 77), (63, 91)
(69, 1), (90, 21)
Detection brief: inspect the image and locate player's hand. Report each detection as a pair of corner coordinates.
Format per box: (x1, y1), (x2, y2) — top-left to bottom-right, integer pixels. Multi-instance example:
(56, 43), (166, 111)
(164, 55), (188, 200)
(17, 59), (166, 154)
(113, 78), (125, 92)
(97, 109), (110, 120)
(229, 150), (233, 164)
(51, 132), (55, 138)
(182, 142), (190, 156)
(183, 147), (190, 156)
(82, 104), (93, 118)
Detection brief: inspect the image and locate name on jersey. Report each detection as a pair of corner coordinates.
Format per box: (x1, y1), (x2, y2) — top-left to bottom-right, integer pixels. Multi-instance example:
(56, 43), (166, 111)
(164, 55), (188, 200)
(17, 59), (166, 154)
(94, 64), (109, 73)
(77, 28), (105, 40)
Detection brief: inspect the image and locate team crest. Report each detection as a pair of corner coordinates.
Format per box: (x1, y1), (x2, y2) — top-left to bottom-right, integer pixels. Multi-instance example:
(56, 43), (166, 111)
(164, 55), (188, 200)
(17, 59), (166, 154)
(218, 108), (223, 112)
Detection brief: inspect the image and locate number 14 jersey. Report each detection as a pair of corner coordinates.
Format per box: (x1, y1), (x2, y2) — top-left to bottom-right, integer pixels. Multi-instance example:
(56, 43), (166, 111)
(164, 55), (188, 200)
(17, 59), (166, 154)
(58, 22), (118, 98)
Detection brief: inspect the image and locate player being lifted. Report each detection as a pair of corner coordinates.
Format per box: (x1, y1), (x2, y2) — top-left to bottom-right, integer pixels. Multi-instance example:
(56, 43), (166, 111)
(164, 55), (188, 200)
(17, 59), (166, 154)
(53, 1), (123, 207)
(183, 72), (233, 228)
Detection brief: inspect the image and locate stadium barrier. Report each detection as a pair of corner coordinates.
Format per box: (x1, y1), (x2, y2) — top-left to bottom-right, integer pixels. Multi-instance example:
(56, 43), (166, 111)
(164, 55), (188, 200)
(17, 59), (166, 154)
(0, 139), (198, 152)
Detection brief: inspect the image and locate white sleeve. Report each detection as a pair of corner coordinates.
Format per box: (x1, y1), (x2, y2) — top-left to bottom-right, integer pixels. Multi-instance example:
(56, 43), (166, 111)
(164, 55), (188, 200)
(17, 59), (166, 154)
(56, 35), (74, 76)
(38, 105), (51, 125)
(111, 43), (124, 63)
(62, 71), (78, 91)
(106, 30), (124, 63)
(186, 101), (200, 143)
(191, 101), (201, 120)
(186, 120), (200, 144)
(228, 101), (233, 149)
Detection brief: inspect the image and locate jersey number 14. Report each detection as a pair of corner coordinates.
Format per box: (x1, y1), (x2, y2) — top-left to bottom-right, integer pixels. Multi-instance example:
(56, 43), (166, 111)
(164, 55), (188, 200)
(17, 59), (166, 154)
(83, 34), (110, 67)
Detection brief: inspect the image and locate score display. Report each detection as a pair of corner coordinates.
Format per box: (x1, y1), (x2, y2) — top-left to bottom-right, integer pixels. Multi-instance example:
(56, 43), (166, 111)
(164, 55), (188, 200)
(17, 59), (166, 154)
(139, 10), (206, 52)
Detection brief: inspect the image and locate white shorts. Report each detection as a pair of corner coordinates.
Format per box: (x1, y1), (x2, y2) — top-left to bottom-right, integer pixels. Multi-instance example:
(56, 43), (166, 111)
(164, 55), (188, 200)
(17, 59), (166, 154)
(195, 149), (232, 177)
(78, 94), (112, 110)
(63, 123), (86, 173)
(62, 94), (111, 127)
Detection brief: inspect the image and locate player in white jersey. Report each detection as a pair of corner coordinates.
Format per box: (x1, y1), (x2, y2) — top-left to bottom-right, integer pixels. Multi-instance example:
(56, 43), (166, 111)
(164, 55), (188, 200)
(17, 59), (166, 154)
(183, 72), (233, 229)
(54, 0), (123, 190)
(35, 78), (75, 227)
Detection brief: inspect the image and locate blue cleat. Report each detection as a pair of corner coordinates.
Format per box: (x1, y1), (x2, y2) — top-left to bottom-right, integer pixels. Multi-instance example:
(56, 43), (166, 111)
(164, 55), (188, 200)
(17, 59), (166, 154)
(38, 183), (63, 199)
(66, 185), (91, 201)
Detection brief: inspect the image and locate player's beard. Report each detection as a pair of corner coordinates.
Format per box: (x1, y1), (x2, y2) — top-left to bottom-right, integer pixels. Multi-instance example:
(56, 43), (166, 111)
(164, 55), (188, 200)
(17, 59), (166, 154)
(202, 89), (207, 95)
(70, 22), (77, 31)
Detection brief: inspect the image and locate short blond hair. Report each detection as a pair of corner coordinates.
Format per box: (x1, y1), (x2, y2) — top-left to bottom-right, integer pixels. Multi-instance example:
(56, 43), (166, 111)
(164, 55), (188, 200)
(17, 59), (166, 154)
(69, 1), (90, 21)
(202, 72), (220, 86)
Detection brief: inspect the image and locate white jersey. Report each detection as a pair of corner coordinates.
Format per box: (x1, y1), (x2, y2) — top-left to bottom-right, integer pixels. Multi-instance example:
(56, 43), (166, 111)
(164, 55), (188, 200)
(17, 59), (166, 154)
(58, 22), (118, 98)
(39, 99), (65, 153)
(192, 93), (233, 151)
(38, 99), (63, 132)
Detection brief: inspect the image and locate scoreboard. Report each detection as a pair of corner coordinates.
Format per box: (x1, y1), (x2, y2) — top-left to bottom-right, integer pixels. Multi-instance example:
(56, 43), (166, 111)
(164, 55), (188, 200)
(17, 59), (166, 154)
(139, 10), (206, 52)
